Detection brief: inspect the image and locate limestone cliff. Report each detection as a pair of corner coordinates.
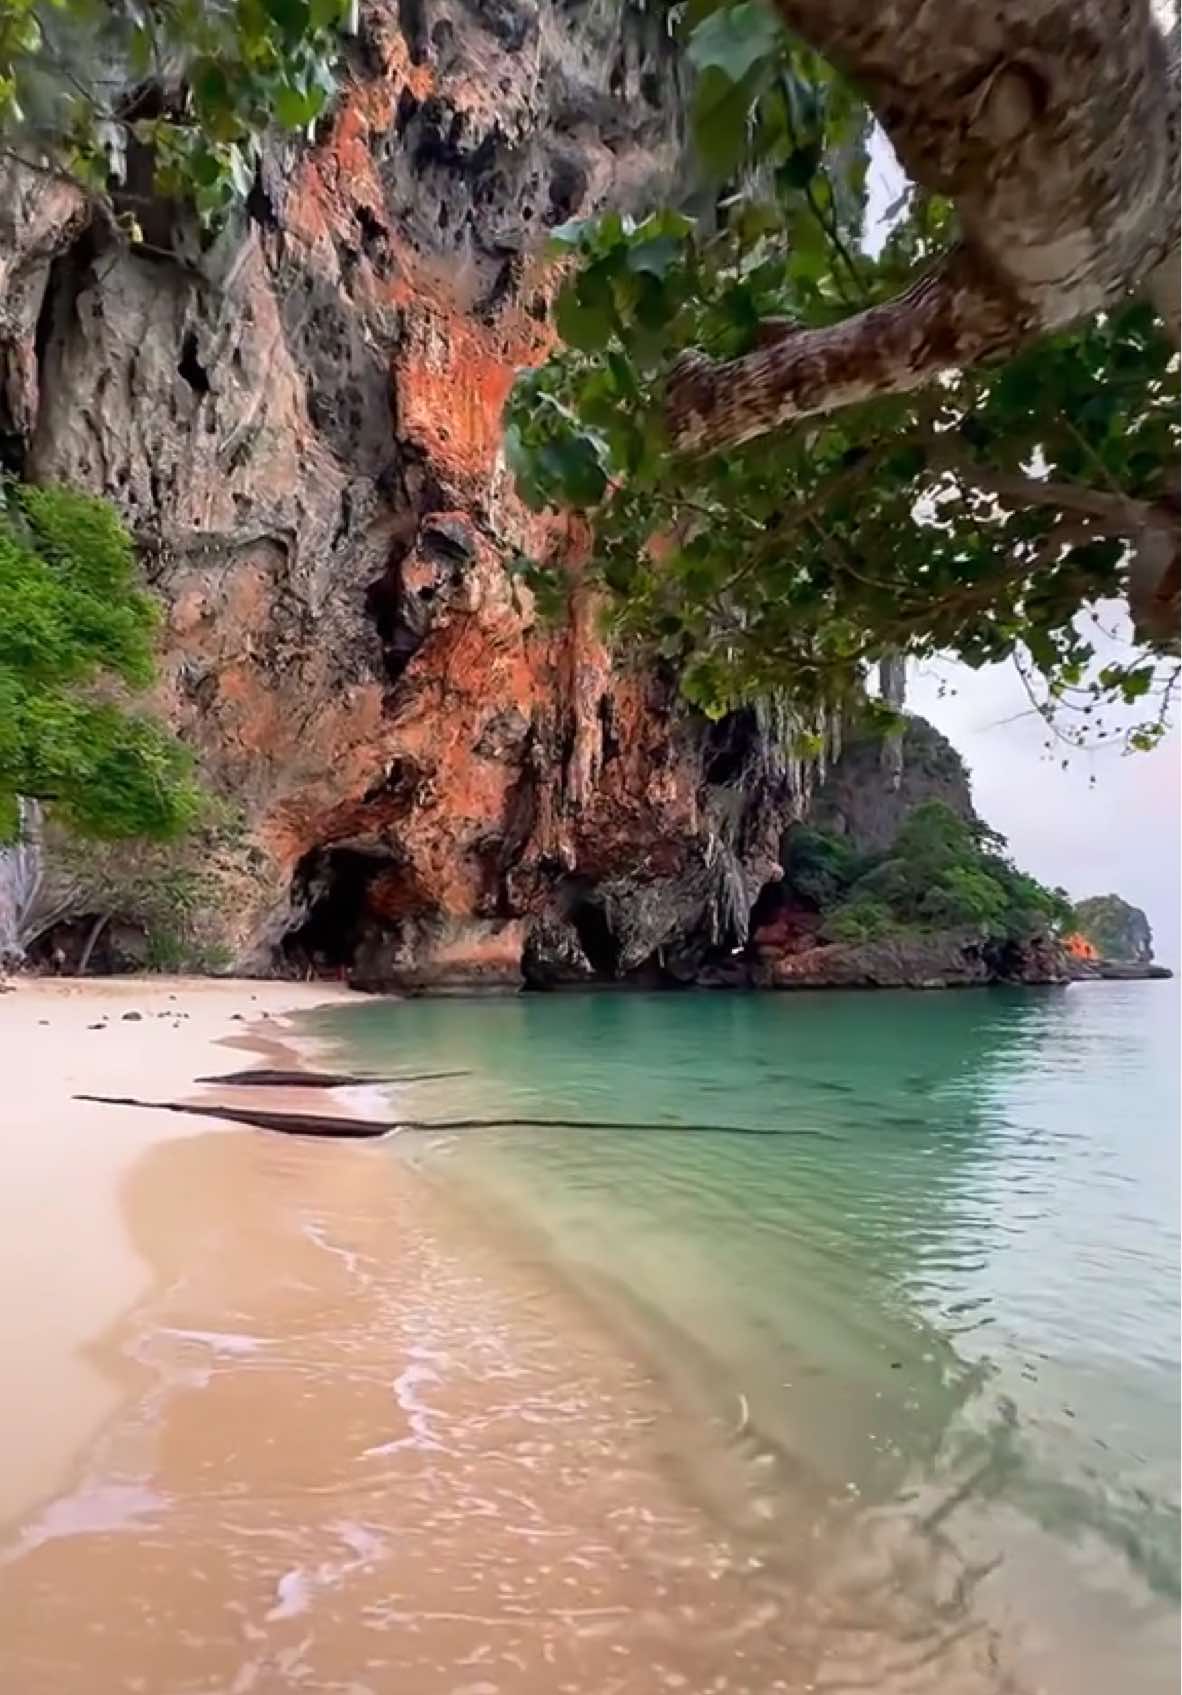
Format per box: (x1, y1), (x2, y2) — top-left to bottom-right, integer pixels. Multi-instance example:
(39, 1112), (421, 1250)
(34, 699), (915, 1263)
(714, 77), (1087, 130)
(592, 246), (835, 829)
(808, 716), (977, 853)
(0, 0), (831, 987)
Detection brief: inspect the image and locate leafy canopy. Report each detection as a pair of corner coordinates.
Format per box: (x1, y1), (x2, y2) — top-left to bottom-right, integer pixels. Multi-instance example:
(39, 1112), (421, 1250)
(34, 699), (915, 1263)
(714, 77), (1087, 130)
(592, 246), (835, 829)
(0, 0), (353, 224)
(784, 803), (1073, 945)
(0, 482), (200, 842)
(505, 0), (1179, 752)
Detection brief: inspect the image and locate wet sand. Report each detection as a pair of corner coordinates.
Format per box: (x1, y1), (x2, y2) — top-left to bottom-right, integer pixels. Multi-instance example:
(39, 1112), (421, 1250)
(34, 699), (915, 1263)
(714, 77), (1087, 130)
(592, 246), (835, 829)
(0, 978), (1021, 1694)
(0, 977), (357, 1522)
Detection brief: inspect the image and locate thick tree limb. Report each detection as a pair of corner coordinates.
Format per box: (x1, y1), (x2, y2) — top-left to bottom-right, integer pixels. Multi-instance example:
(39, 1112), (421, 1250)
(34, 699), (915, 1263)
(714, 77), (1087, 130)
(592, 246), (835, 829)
(668, 0), (1180, 454)
(668, 248), (1022, 452)
(932, 448), (1173, 540)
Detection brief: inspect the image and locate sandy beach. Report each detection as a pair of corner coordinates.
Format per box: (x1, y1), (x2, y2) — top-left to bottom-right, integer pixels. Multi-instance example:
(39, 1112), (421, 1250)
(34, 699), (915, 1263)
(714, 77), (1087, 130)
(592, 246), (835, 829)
(0, 977), (357, 1523)
(0, 978), (1063, 1694)
(0, 977), (820, 1695)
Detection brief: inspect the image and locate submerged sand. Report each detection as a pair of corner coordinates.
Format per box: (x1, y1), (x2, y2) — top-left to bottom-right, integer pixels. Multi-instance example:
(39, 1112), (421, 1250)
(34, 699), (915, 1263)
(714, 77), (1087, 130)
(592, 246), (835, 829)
(0, 977), (1031, 1694)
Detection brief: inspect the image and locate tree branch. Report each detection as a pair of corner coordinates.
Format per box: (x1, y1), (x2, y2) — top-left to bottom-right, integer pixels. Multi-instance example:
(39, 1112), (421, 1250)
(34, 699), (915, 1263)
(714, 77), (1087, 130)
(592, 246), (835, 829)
(930, 445), (1170, 539)
(666, 246), (1022, 453)
(667, 0), (1179, 456)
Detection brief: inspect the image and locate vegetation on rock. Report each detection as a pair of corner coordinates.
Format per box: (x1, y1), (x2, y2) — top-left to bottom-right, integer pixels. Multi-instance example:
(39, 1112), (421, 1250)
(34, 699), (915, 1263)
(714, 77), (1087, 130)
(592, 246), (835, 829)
(784, 801), (1073, 946)
(0, 482), (199, 843)
(506, 0), (1179, 749)
(1070, 894), (1155, 964)
(27, 821), (239, 974)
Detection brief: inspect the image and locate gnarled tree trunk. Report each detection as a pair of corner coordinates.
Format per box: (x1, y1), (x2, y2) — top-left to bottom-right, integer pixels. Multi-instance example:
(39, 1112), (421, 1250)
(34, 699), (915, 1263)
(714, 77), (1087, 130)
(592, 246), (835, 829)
(668, 0), (1180, 452)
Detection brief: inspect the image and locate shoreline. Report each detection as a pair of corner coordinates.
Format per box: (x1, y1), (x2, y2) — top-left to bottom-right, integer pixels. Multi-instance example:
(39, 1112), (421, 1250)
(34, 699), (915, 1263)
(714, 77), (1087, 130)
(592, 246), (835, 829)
(0, 975), (357, 1524)
(0, 977), (853, 1695)
(1, 979), (1173, 1692)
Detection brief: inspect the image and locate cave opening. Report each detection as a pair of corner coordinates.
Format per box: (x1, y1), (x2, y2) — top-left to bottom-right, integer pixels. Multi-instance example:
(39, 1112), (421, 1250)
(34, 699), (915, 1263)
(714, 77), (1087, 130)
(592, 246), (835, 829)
(177, 330), (211, 396)
(568, 896), (620, 978)
(281, 846), (393, 975)
(703, 708), (759, 787)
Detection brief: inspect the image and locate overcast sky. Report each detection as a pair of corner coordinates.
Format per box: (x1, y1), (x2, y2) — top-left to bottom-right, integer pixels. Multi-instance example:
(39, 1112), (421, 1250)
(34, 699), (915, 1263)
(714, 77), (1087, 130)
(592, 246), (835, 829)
(908, 653), (1180, 967)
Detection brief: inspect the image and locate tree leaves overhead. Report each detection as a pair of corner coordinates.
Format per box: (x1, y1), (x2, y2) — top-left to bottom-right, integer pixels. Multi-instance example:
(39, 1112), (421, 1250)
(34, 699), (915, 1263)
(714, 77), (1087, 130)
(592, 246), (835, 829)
(0, 0), (353, 225)
(505, 0), (1179, 751)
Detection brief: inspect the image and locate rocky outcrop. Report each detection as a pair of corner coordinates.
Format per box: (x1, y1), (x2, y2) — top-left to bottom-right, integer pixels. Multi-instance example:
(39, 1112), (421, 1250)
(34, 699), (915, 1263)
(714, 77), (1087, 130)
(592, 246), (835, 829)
(1068, 957), (1173, 982)
(809, 715), (977, 852)
(0, 1), (835, 989)
(753, 928), (1072, 991)
(1071, 894), (1156, 964)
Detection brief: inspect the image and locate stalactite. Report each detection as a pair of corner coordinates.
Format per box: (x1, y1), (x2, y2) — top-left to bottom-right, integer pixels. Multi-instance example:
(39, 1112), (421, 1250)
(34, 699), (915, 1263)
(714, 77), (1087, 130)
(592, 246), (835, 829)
(878, 652), (907, 792)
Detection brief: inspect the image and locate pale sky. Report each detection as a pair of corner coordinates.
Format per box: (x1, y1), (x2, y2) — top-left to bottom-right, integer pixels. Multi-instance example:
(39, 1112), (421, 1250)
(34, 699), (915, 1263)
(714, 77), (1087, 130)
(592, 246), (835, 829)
(909, 654), (1180, 967)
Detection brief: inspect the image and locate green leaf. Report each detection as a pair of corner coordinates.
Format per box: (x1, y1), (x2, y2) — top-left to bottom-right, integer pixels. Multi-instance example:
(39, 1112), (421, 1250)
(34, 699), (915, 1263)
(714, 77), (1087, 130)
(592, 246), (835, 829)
(626, 236), (683, 277)
(687, 0), (783, 82)
(189, 145), (225, 187)
(778, 141), (821, 189)
(555, 280), (613, 352)
(129, 25), (154, 75)
(692, 67), (755, 176)
(547, 217), (592, 251)
(193, 59), (233, 113)
(546, 436), (608, 508)
(274, 82), (318, 127)
(264, 0), (312, 40)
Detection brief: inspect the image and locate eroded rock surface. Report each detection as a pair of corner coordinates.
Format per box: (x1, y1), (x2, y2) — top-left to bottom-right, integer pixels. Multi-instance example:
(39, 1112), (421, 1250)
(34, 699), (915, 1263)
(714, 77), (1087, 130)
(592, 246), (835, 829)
(1, 1), (833, 988)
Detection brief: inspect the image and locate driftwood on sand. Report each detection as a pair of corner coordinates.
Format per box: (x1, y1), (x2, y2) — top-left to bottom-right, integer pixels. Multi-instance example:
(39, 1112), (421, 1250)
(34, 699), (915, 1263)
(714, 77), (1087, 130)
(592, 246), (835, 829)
(75, 1094), (828, 1141)
(195, 1067), (472, 1088)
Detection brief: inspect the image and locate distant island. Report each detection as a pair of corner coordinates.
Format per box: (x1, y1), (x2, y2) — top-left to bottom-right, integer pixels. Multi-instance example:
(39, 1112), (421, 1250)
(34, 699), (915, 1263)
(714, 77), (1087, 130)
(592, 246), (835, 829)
(1065, 896), (1172, 981)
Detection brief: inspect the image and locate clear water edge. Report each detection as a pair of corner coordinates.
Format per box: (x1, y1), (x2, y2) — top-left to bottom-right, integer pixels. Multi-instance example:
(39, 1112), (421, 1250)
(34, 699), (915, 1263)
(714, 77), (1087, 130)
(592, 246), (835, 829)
(303, 980), (1181, 1694)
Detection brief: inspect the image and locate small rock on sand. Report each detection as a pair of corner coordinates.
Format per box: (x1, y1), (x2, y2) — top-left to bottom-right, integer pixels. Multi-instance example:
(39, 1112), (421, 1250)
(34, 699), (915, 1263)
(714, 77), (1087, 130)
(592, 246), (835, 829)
(122, 1011), (143, 1022)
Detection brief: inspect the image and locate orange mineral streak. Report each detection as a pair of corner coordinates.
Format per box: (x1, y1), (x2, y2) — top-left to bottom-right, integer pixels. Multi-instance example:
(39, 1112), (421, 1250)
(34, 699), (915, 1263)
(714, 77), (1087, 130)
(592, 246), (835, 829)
(138, 22), (715, 981)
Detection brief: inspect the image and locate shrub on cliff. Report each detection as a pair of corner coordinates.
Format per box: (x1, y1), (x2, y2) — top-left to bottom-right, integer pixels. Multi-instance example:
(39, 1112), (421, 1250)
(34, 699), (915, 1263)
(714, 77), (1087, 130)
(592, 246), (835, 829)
(0, 0), (355, 226)
(790, 802), (1071, 945)
(0, 483), (199, 844)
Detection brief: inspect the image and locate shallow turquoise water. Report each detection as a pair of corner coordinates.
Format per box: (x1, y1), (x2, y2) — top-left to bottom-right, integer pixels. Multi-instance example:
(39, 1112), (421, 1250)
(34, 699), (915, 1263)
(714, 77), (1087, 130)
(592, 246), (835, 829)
(305, 981), (1180, 1689)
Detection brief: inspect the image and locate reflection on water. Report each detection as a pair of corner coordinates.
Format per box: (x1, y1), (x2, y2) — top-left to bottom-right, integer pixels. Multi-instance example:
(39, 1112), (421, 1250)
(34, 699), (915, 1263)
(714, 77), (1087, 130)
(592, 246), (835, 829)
(314, 982), (1180, 1692)
(0, 985), (1176, 1695)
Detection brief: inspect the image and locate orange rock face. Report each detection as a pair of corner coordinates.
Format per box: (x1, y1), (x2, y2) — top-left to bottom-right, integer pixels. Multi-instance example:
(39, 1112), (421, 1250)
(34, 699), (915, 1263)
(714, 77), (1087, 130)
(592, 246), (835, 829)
(0, 1), (802, 986)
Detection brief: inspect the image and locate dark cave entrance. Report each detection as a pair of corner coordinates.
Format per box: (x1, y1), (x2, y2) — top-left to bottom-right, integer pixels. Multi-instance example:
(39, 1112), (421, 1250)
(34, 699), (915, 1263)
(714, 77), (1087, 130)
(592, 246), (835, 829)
(568, 895), (620, 978)
(280, 846), (393, 975)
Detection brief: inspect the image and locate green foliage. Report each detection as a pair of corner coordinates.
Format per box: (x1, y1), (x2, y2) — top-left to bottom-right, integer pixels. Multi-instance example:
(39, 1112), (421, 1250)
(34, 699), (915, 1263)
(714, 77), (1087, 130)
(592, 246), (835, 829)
(788, 801), (1071, 944)
(42, 807), (244, 972)
(819, 895), (896, 943)
(1071, 892), (1153, 961)
(782, 823), (862, 908)
(0, 0), (352, 225)
(505, 0), (1179, 745)
(0, 482), (199, 843)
